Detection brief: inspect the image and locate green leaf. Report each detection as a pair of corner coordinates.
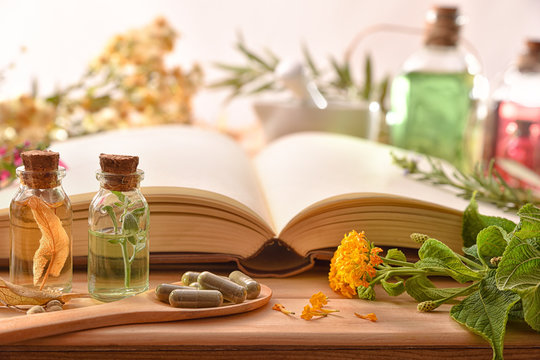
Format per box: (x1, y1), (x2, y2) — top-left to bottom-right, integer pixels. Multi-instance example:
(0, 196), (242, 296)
(416, 239), (483, 283)
(508, 301), (524, 321)
(496, 233), (540, 291)
(102, 205), (118, 233)
(122, 213), (139, 236)
(245, 80), (276, 95)
(462, 195), (516, 247)
(386, 248), (407, 262)
(127, 236), (137, 246)
(236, 38), (274, 71)
(107, 238), (120, 245)
(329, 56), (352, 89)
(463, 244), (480, 261)
(111, 190), (126, 203)
(516, 204), (540, 232)
(405, 275), (476, 302)
(517, 284), (540, 331)
(361, 54), (372, 100)
(381, 278), (405, 296)
(477, 226), (509, 268)
(450, 271), (520, 360)
(213, 62), (251, 73)
(377, 75), (390, 113)
(302, 43), (320, 78)
(131, 207), (146, 219)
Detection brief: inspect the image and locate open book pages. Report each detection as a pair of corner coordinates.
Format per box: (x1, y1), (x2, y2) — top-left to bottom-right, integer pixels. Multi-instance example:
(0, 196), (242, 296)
(254, 132), (512, 255)
(0, 125), (513, 272)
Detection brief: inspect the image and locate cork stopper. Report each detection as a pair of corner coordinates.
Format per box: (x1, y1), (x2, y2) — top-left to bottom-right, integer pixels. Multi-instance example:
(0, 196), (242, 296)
(517, 39), (540, 72)
(424, 6), (461, 47)
(99, 153), (140, 191)
(20, 150), (60, 189)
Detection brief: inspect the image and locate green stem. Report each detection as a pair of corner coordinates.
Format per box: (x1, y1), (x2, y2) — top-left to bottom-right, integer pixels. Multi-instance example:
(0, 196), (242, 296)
(380, 256), (416, 268)
(370, 267), (449, 285)
(435, 281), (480, 306)
(456, 253), (484, 271)
(129, 242), (137, 264)
(119, 240), (131, 288)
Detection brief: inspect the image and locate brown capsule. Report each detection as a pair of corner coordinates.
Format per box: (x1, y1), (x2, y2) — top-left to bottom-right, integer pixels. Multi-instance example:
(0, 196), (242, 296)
(155, 283), (192, 303)
(197, 271), (247, 304)
(169, 289), (223, 308)
(181, 271), (200, 286)
(27, 305), (46, 315)
(229, 270), (261, 299)
(189, 282), (201, 289)
(45, 300), (63, 310)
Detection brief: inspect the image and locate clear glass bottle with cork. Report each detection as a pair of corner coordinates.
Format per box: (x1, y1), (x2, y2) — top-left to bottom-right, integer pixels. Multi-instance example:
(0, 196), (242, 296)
(88, 153), (149, 302)
(387, 5), (487, 171)
(9, 150), (73, 292)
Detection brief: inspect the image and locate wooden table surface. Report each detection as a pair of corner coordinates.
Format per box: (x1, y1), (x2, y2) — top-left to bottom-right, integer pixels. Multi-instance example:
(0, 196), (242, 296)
(1, 266), (539, 360)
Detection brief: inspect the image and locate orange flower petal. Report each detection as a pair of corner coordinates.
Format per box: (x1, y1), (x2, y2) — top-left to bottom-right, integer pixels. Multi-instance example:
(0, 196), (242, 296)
(355, 312), (377, 322)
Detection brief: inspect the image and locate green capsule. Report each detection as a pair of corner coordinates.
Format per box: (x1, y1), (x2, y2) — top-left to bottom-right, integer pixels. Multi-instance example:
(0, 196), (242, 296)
(155, 283), (192, 303)
(197, 271), (247, 304)
(181, 271), (201, 285)
(189, 282), (201, 289)
(229, 270), (261, 299)
(169, 289), (223, 308)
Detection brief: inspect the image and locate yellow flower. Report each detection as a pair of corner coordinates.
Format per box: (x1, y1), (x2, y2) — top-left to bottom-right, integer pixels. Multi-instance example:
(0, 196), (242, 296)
(309, 291), (328, 310)
(354, 312), (378, 322)
(301, 292), (339, 320)
(301, 305), (315, 320)
(328, 230), (383, 298)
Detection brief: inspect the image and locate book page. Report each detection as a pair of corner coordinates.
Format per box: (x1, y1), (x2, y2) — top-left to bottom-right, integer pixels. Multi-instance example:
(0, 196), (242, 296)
(254, 132), (510, 234)
(0, 125), (273, 229)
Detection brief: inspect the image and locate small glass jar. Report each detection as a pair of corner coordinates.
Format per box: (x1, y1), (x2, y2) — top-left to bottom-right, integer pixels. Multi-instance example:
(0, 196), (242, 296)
(9, 166), (73, 292)
(88, 168), (150, 302)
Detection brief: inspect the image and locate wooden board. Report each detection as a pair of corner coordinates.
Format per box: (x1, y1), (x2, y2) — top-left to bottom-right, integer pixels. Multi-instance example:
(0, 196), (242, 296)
(0, 283), (272, 345)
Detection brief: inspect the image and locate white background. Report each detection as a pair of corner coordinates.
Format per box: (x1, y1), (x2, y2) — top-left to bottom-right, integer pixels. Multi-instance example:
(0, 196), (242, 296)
(1, 0), (539, 129)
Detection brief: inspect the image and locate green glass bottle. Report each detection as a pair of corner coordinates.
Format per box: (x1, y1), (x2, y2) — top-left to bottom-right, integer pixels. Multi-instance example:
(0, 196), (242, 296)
(88, 154), (149, 302)
(388, 6), (486, 170)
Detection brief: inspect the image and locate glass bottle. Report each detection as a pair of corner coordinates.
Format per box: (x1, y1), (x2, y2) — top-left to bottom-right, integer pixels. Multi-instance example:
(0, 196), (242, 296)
(88, 154), (149, 302)
(9, 150), (73, 292)
(387, 6), (487, 171)
(485, 39), (540, 176)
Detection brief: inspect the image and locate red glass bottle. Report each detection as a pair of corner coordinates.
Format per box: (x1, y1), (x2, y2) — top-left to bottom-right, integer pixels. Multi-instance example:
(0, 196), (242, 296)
(486, 40), (540, 178)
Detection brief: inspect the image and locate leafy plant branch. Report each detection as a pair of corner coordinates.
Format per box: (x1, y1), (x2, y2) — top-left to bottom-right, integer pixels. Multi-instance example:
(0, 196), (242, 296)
(391, 152), (539, 212)
(365, 198), (540, 359)
(103, 190), (148, 288)
(210, 35), (390, 111)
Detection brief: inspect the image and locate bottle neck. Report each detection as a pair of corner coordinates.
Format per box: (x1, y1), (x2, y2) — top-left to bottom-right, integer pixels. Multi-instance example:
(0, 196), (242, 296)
(96, 170), (144, 192)
(16, 166), (66, 189)
(424, 8), (461, 47)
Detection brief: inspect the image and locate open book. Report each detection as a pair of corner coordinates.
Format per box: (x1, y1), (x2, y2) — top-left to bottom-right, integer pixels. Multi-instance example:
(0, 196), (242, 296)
(0, 125), (508, 276)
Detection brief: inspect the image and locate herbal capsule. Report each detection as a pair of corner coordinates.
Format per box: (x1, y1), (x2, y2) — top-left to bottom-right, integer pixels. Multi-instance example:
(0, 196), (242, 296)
(45, 300), (64, 310)
(197, 271), (247, 304)
(181, 271), (200, 286)
(27, 306), (46, 315)
(155, 283), (192, 303)
(189, 282), (201, 289)
(169, 289), (223, 308)
(229, 270), (261, 299)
